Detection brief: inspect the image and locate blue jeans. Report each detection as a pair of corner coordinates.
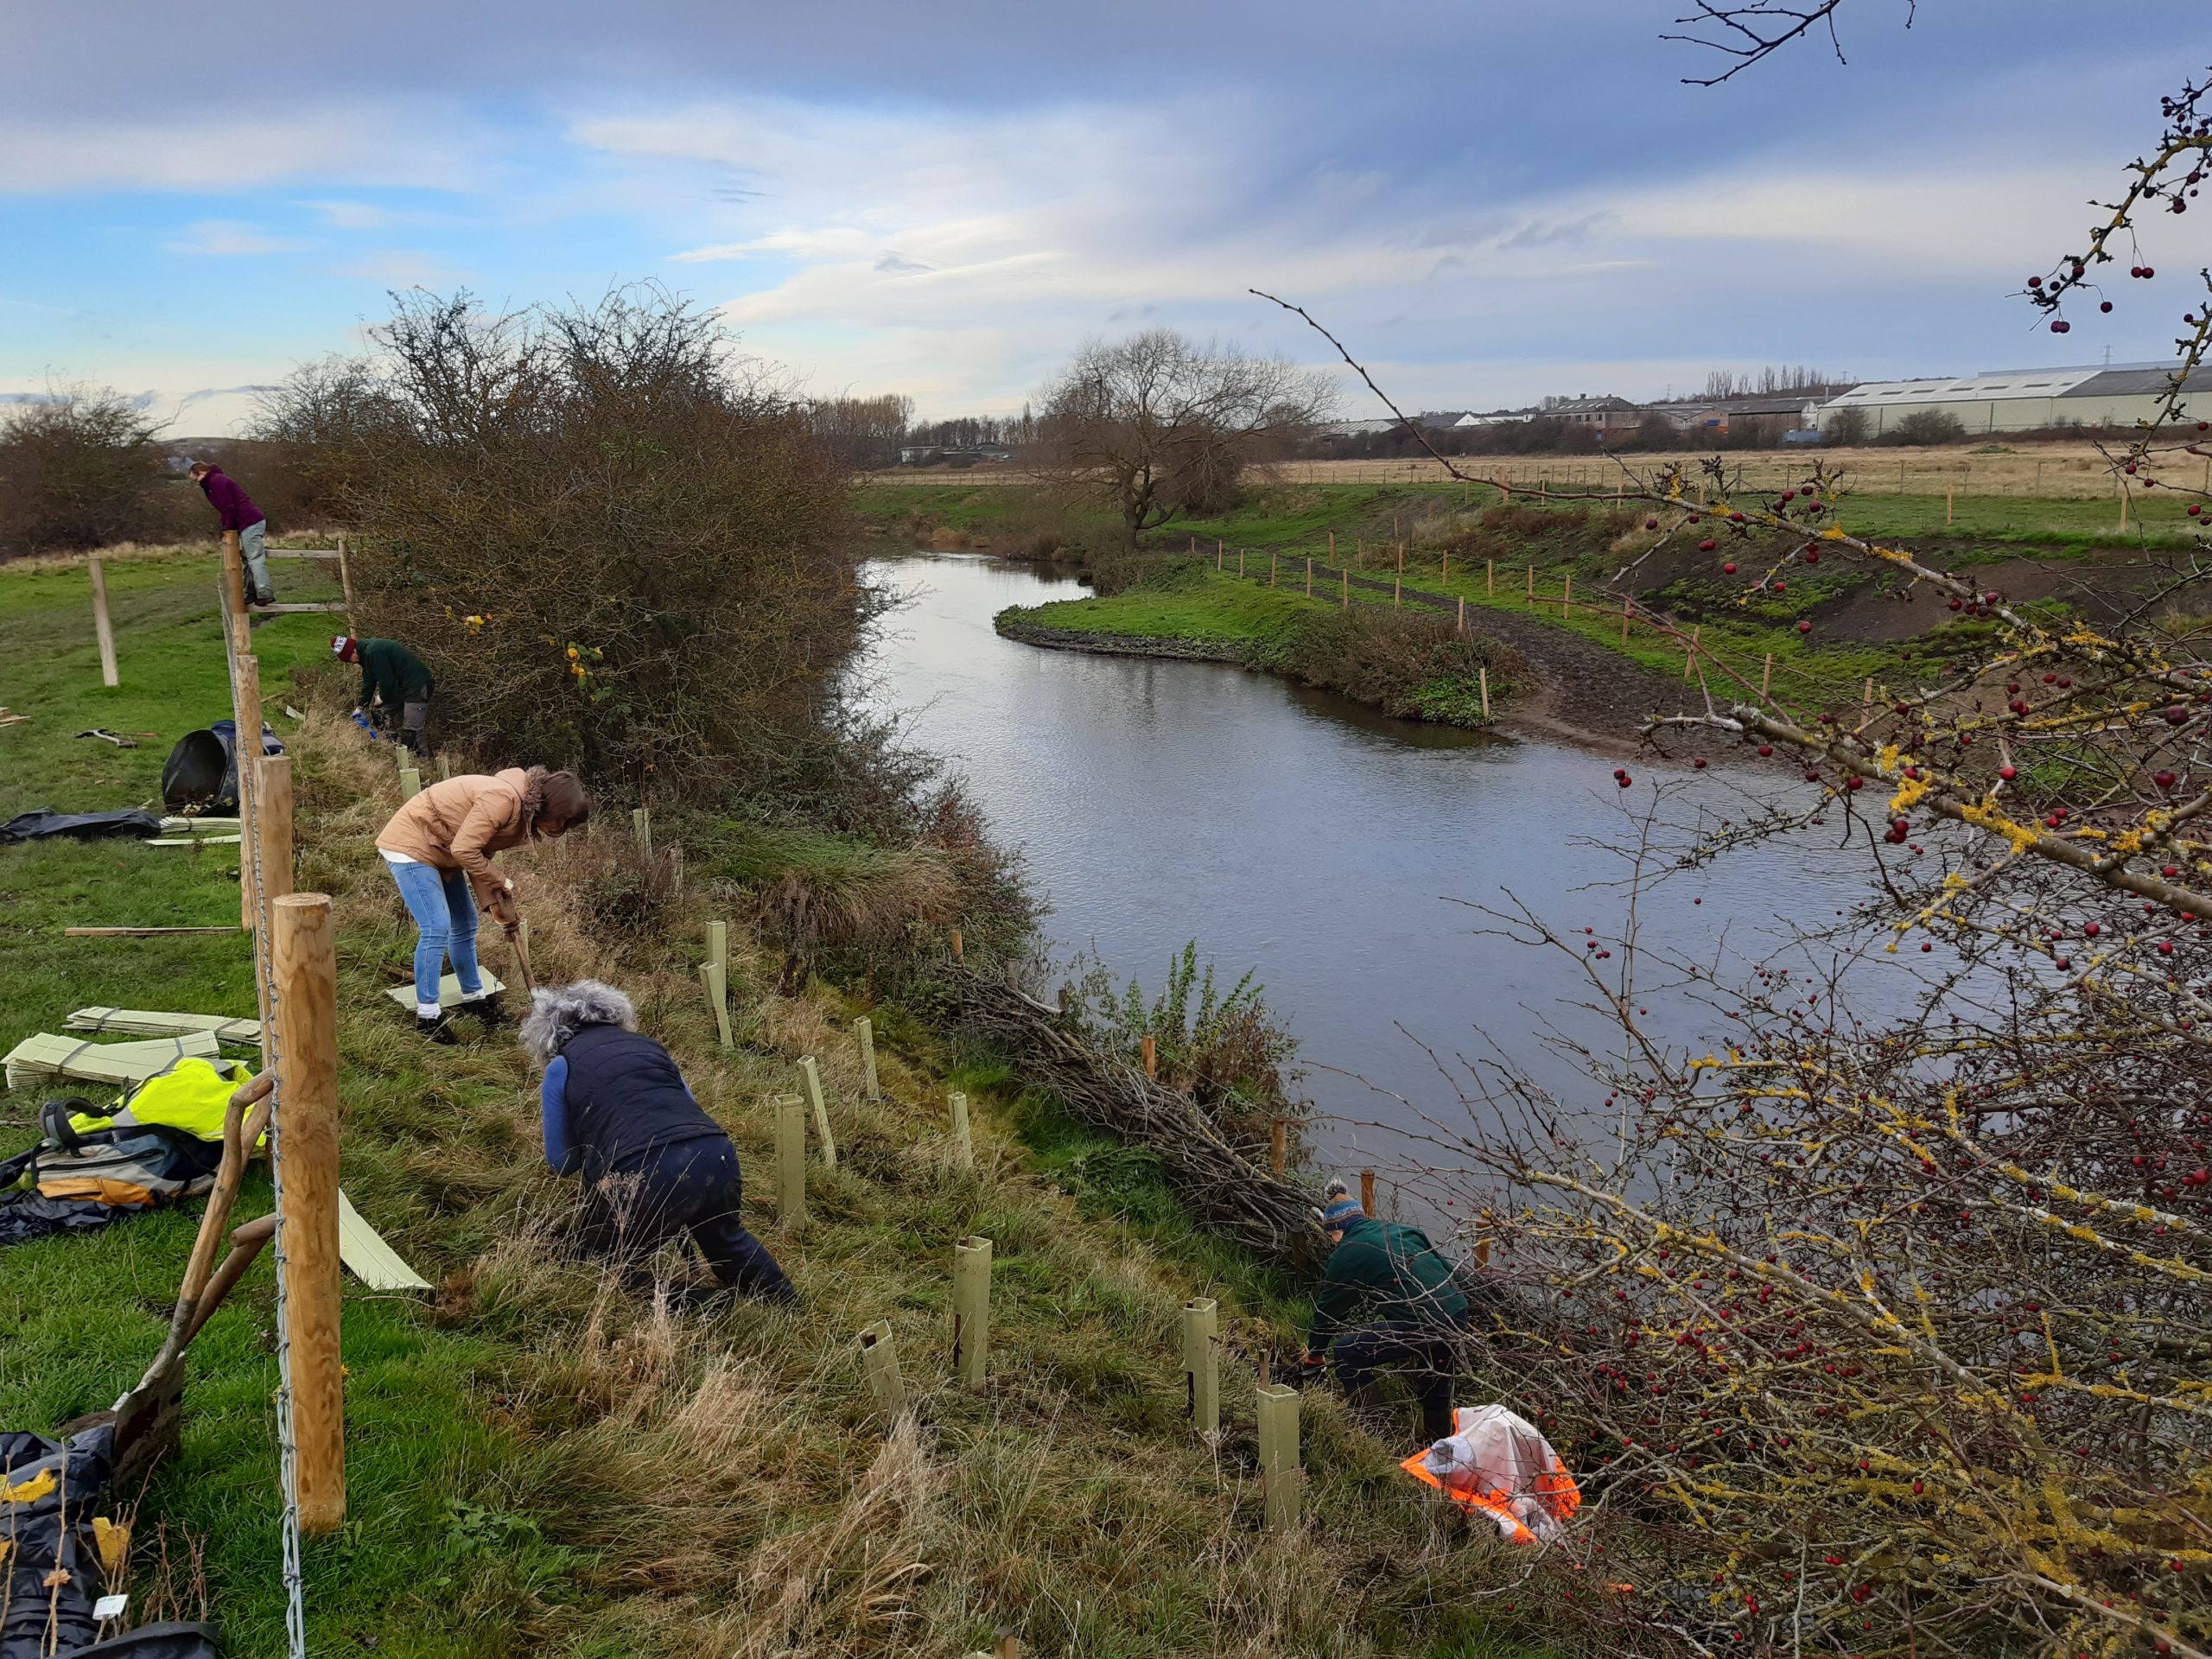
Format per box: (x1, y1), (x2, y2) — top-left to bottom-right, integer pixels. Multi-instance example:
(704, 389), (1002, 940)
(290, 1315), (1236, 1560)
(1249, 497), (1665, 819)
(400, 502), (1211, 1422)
(385, 860), (480, 1009)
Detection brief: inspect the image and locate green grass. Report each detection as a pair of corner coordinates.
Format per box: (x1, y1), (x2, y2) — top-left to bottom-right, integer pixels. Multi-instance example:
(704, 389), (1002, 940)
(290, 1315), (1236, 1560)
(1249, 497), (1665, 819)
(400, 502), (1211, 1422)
(1001, 565), (1334, 656)
(1, 546), (1556, 1657)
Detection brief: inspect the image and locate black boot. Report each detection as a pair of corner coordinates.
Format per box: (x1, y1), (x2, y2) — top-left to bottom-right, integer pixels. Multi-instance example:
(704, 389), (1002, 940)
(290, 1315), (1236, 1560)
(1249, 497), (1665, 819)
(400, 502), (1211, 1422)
(416, 1012), (459, 1046)
(461, 992), (510, 1030)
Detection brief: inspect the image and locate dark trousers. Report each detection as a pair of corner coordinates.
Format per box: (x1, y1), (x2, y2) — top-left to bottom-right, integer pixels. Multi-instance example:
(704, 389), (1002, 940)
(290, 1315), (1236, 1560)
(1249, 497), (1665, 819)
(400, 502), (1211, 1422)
(1331, 1317), (1464, 1442)
(579, 1137), (795, 1303)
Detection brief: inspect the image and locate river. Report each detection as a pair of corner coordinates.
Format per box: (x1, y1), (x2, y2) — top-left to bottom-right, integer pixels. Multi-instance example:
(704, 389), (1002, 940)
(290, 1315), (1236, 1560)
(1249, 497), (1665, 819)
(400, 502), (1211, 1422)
(863, 553), (1882, 1184)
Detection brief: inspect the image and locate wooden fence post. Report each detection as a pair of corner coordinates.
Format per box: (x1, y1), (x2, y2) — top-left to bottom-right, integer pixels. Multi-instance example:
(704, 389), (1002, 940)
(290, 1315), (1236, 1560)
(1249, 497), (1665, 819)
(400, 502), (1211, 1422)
(1340, 568), (1348, 610)
(950, 925), (963, 963)
(1217, 539), (1224, 570)
(1257, 1383), (1301, 1531)
(1761, 652), (1774, 697)
(700, 962), (733, 1047)
(1268, 551), (1277, 587)
(255, 756), (295, 924)
(219, 530), (250, 658)
(1620, 595), (1630, 645)
(858, 1319), (906, 1418)
(855, 1016), (880, 1099)
(1478, 667), (1490, 721)
(1304, 556), (1313, 596)
(1561, 573), (1572, 620)
(1456, 596), (1466, 638)
(271, 893), (346, 1534)
(88, 555), (118, 687)
(1237, 549), (1245, 577)
(1945, 486), (1955, 525)
(1269, 1118), (1287, 1175)
(949, 1090), (974, 1167)
(632, 807), (652, 856)
(799, 1056), (836, 1167)
(1525, 564), (1533, 604)
(1359, 1168), (1376, 1213)
(774, 1095), (807, 1224)
(1181, 1297), (1219, 1434)
(952, 1236), (993, 1387)
(335, 533), (359, 632)
(1441, 549), (1449, 582)
(1140, 1034), (1156, 1078)
(1485, 557), (1494, 597)
(232, 653), (260, 932)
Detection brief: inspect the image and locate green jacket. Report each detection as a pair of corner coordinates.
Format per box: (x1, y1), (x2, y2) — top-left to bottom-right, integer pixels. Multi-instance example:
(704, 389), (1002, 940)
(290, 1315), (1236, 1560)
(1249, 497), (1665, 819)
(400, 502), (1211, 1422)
(359, 638), (434, 709)
(1308, 1216), (1469, 1349)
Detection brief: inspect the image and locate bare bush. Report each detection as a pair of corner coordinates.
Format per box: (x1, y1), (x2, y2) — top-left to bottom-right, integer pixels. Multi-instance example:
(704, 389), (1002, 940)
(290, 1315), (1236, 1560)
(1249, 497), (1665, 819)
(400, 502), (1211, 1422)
(1281, 607), (1526, 725)
(1038, 331), (1335, 547)
(0, 385), (172, 556)
(331, 287), (868, 797)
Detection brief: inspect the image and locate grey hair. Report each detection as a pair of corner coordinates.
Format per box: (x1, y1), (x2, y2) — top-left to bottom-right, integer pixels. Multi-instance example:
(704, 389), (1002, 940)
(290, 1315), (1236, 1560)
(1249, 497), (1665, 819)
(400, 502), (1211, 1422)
(518, 979), (636, 1065)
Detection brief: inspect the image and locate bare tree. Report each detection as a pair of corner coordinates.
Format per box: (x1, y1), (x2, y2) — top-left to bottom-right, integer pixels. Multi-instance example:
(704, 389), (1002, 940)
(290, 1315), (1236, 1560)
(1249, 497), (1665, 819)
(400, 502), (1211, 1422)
(1037, 331), (1334, 548)
(806, 392), (914, 470)
(0, 385), (171, 556)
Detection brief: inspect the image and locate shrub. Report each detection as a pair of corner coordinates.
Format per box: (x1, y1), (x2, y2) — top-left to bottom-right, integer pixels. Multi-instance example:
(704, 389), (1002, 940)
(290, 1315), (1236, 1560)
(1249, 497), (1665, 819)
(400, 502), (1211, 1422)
(1878, 408), (1967, 447)
(0, 386), (173, 556)
(321, 288), (868, 798)
(1281, 606), (1525, 724)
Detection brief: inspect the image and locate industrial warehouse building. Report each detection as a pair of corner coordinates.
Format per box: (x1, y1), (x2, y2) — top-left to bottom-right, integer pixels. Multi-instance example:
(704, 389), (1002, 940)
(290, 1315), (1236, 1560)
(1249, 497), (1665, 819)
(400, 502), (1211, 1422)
(1818, 363), (2207, 437)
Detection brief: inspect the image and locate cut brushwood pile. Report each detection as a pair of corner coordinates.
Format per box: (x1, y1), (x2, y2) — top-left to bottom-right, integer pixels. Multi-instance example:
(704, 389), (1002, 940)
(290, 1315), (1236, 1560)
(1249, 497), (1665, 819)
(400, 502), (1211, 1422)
(955, 975), (1329, 1274)
(4, 1030), (220, 1090)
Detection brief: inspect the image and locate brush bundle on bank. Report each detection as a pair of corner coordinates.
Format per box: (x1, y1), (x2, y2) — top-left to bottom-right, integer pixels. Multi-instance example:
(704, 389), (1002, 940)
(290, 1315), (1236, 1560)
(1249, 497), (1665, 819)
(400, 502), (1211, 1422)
(954, 976), (1328, 1274)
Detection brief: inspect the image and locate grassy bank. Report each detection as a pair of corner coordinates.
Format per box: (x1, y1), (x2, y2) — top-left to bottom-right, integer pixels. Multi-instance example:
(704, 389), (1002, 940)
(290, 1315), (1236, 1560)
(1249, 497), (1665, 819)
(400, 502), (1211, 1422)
(997, 563), (1527, 727)
(1, 548), (1550, 1657)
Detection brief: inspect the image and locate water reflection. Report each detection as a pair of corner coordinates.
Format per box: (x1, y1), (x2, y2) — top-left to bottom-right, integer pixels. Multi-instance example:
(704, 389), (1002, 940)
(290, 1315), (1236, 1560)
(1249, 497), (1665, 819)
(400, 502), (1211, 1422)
(862, 553), (1879, 1172)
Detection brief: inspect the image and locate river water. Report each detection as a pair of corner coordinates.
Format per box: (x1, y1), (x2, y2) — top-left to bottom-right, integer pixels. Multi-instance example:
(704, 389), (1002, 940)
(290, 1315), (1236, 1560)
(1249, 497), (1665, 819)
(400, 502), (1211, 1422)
(863, 553), (1879, 1179)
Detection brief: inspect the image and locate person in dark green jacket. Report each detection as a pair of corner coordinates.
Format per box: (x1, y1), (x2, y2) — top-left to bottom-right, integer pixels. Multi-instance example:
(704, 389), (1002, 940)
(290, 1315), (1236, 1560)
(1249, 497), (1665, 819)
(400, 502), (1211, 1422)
(334, 635), (435, 754)
(1304, 1188), (1471, 1443)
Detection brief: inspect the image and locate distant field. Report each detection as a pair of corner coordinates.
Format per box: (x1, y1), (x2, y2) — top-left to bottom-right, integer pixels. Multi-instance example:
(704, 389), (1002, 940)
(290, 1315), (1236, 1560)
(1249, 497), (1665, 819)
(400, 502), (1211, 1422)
(867, 438), (2212, 502)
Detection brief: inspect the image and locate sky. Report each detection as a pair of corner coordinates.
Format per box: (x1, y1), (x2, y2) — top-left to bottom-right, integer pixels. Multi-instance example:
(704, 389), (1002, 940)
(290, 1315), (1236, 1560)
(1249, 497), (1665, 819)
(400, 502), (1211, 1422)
(3, 1), (2205, 437)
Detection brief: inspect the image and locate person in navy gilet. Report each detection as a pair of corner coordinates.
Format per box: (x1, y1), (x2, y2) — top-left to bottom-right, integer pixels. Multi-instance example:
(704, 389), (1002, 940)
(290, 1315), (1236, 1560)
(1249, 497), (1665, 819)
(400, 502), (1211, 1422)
(521, 979), (796, 1304)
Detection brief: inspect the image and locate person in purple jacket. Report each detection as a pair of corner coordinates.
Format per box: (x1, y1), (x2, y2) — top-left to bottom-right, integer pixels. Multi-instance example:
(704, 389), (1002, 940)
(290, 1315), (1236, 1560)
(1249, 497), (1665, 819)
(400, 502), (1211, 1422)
(188, 461), (274, 606)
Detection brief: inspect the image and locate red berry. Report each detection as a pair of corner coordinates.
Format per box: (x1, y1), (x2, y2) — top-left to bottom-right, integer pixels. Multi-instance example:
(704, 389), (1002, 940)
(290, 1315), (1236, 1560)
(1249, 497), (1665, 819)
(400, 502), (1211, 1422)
(1700, 538), (1717, 552)
(1797, 620), (1812, 633)
(1694, 757), (1708, 769)
(1618, 773), (1633, 788)
(1723, 562), (1738, 575)
(2084, 922), (2101, 938)
(2050, 319), (2070, 334)
(1645, 518), (1659, 530)
(2000, 766), (2018, 780)
(1757, 744), (1773, 757)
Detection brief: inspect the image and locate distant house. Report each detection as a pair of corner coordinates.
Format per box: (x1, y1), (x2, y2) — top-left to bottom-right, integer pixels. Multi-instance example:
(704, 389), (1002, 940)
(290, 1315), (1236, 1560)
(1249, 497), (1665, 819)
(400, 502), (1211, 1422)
(1543, 395), (1644, 436)
(1644, 395), (1825, 435)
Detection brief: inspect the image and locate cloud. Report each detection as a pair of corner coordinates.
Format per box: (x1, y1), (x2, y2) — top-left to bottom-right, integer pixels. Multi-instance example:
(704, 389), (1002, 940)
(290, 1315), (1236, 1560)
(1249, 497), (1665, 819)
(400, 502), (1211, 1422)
(333, 249), (468, 287)
(164, 219), (308, 257)
(179, 384), (277, 406)
(0, 106), (490, 194)
(874, 251), (932, 275)
(300, 199), (394, 228)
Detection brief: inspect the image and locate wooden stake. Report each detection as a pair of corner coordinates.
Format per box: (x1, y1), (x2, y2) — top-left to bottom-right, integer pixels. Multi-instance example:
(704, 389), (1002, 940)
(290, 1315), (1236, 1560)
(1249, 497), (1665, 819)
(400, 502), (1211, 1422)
(1269, 550), (1277, 587)
(668, 843), (683, 893)
(855, 1016), (880, 1099)
(1561, 572), (1572, 620)
(1620, 595), (1630, 645)
(1478, 666), (1491, 720)
(1326, 531), (1335, 567)
(1217, 539), (1225, 570)
(1257, 1383), (1301, 1531)
(1760, 652), (1774, 697)
(1441, 549), (1449, 582)
(1304, 556), (1312, 596)
(1237, 549), (1245, 576)
(1394, 574), (1401, 606)
(1682, 625), (1700, 679)
(949, 1090), (974, 1167)
(1945, 486), (1955, 525)
(774, 1094), (807, 1224)
(1486, 558), (1493, 597)
(65, 925), (243, 938)
(1525, 564), (1534, 604)
(1181, 1297), (1219, 1434)
(1456, 595), (1466, 638)
(1141, 1034), (1157, 1078)
(701, 961), (733, 1048)
(952, 1236), (993, 1387)
(1340, 568), (1349, 610)
(254, 756), (295, 952)
(632, 806), (652, 855)
(858, 1319), (906, 1418)
(271, 893), (345, 1534)
(799, 1056), (835, 1167)
(1270, 1118), (1287, 1175)
(88, 555), (118, 688)
(1359, 1168), (1376, 1212)
(232, 653), (260, 932)
(950, 925), (963, 963)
